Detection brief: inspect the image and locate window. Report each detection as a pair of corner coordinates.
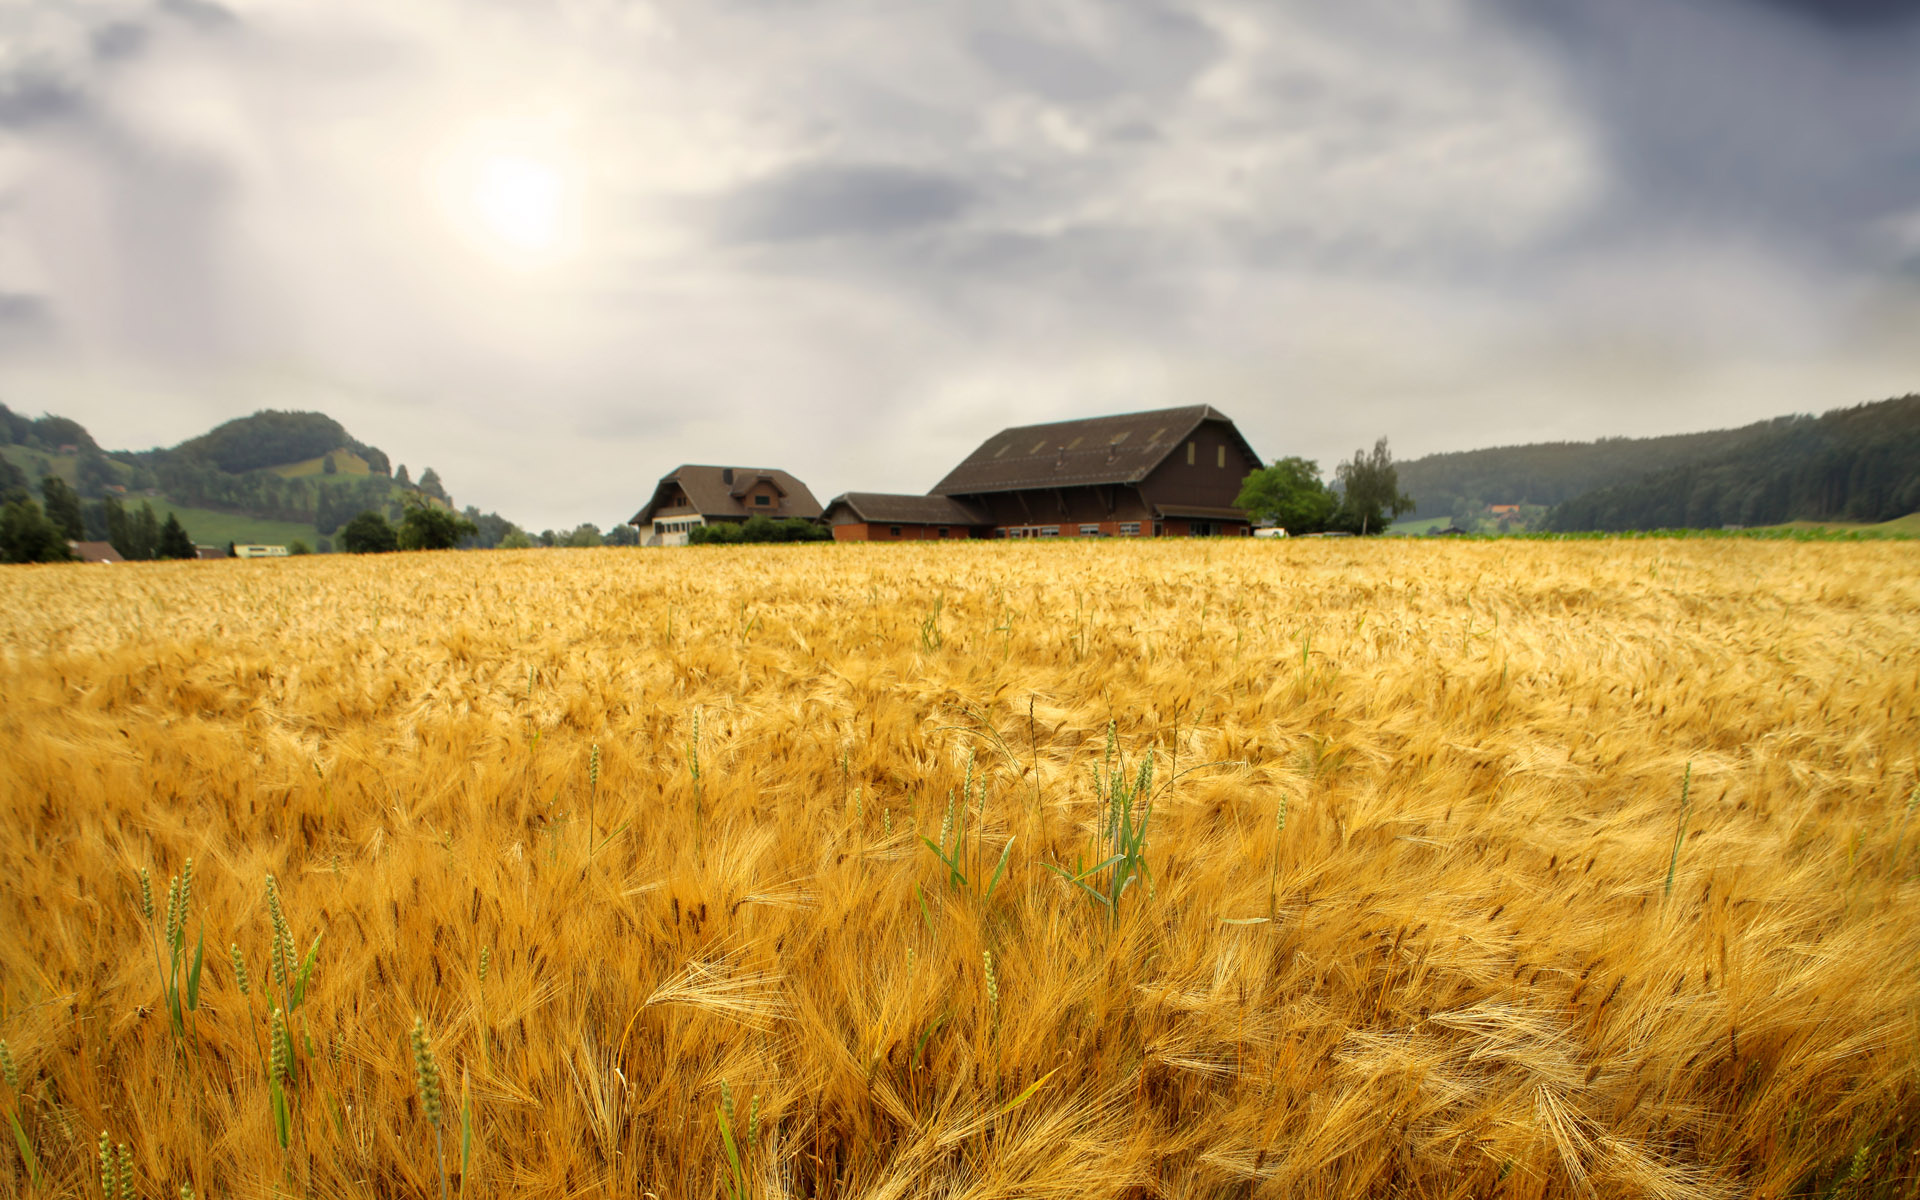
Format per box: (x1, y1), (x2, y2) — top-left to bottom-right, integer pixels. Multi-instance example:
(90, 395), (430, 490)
(938, 527), (949, 538)
(722, 469), (734, 484)
(1152, 521), (1164, 536)
(1186, 442), (1196, 465)
(1217, 445), (1226, 468)
(1039, 526), (1060, 537)
(1031, 440), (1048, 455)
(1119, 522), (1140, 536)
(1191, 522), (1213, 537)
(755, 494), (771, 506)
(1079, 524), (1099, 536)
(889, 526), (902, 537)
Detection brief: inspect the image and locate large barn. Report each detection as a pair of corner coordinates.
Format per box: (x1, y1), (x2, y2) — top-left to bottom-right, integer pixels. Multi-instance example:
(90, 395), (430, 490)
(629, 465), (824, 546)
(824, 405), (1263, 540)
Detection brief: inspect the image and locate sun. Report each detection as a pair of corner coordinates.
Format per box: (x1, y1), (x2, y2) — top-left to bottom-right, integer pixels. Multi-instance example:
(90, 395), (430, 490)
(472, 155), (565, 253)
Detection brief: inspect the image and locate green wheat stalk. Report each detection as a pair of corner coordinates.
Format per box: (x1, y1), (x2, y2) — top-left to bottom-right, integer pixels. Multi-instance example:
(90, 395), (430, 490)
(1665, 762), (1694, 899)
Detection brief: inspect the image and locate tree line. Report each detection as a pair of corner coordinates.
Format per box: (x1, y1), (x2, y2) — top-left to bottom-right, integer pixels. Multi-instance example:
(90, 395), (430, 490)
(1546, 395), (1920, 531)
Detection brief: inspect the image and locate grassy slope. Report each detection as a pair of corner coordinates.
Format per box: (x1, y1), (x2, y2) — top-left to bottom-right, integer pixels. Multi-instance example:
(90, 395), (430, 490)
(145, 499), (319, 548)
(271, 449), (373, 479)
(0, 542), (1914, 1199)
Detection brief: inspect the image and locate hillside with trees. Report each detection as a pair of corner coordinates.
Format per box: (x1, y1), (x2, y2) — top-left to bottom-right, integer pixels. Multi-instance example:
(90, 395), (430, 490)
(1394, 393), (1920, 531)
(0, 403), (528, 554)
(1396, 419), (1801, 522)
(1547, 394), (1920, 531)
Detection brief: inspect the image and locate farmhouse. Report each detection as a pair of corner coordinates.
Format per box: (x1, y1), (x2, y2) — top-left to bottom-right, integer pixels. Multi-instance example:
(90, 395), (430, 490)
(629, 465), (824, 546)
(825, 405), (1263, 540)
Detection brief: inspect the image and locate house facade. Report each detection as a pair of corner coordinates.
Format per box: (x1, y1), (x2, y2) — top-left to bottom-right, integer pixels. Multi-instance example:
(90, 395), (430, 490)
(825, 405), (1263, 540)
(628, 465), (824, 546)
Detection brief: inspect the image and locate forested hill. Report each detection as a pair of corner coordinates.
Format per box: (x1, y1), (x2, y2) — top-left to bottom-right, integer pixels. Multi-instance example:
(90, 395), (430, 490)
(163, 410), (391, 476)
(2, 404), (524, 550)
(1396, 418), (1795, 521)
(1546, 394), (1920, 531)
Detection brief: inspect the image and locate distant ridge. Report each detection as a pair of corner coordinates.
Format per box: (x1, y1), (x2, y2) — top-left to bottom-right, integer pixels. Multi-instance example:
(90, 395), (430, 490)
(1397, 393), (1920, 529)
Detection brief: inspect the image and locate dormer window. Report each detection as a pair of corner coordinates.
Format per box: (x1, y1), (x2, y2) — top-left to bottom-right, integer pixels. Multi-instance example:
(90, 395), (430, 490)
(722, 468), (735, 484)
(755, 494), (771, 506)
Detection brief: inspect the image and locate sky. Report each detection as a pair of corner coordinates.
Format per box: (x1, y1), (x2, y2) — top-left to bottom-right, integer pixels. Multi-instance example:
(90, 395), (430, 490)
(1, 0), (1917, 531)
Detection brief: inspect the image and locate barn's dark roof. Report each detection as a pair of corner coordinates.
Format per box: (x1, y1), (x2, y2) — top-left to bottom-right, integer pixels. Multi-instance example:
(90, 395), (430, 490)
(824, 493), (990, 526)
(629, 465), (823, 525)
(929, 405), (1258, 495)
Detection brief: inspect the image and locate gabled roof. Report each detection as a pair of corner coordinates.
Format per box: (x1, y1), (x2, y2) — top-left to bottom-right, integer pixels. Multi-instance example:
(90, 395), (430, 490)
(929, 405), (1260, 495)
(68, 540), (124, 563)
(823, 492), (991, 526)
(629, 465), (823, 525)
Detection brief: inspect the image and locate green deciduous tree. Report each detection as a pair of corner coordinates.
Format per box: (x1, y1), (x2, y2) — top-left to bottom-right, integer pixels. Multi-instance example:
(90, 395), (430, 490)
(1334, 438), (1415, 536)
(40, 474), (84, 540)
(1235, 456), (1338, 533)
(0, 498), (74, 563)
(339, 510), (399, 553)
(397, 499), (478, 551)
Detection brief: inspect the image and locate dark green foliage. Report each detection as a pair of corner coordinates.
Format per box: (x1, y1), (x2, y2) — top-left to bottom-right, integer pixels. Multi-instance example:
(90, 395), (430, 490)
(1549, 395), (1920, 531)
(1396, 419), (1792, 519)
(106, 501), (162, 562)
(394, 464), (410, 487)
(0, 404), (99, 453)
(158, 513), (197, 560)
(563, 523), (602, 548)
(0, 455), (29, 504)
(397, 501), (478, 550)
(76, 453), (119, 498)
(288, 540), (312, 555)
(169, 410), (386, 475)
(339, 510), (399, 553)
(322, 454), (338, 475)
(688, 516), (830, 545)
(603, 522), (639, 547)
(417, 467), (447, 502)
(1235, 456), (1337, 533)
(1332, 438), (1414, 535)
(0, 499), (73, 563)
(40, 475), (84, 540)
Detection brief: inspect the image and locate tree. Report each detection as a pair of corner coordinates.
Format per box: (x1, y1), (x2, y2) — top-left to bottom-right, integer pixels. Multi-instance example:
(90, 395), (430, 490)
(417, 467), (448, 502)
(288, 539), (312, 555)
(339, 510), (399, 553)
(394, 464), (411, 487)
(499, 528), (533, 549)
(603, 522), (639, 547)
(0, 455), (29, 503)
(397, 498), (478, 550)
(322, 453), (338, 475)
(1334, 438), (1414, 536)
(40, 474), (84, 540)
(1235, 456), (1337, 533)
(0, 498), (74, 563)
(116, 502), (161, 562)
(158, 513), (197, 559)
(564, 523), (602, 548)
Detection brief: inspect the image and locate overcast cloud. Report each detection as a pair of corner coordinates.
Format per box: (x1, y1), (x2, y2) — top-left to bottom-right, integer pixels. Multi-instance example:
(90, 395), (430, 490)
(1, 0), (1916, 529)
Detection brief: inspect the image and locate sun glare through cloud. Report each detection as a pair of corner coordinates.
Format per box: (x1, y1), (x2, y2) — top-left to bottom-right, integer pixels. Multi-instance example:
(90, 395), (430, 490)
(432, 120), (579, 267)
(474, 155), (564, 253)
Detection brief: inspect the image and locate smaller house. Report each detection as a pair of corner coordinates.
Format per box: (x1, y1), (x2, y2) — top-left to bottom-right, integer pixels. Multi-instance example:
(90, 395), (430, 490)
(821, 493), (990, 541)
(233, 544), (290, 559)
(629, 465), (824, 546)
(1486, 504), (1522, 518)
(68, 541), (125, 563)
(195, 545), (226, 560)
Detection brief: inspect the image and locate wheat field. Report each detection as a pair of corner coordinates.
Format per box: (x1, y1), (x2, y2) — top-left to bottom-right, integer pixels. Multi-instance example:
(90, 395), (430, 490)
(1, 540), (1917, 1199)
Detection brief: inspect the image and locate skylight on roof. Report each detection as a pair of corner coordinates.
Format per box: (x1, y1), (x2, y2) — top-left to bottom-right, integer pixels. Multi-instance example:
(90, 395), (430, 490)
(1109, 432), (1129, 445)
(1030, 440), (1048, 455)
